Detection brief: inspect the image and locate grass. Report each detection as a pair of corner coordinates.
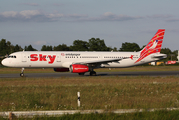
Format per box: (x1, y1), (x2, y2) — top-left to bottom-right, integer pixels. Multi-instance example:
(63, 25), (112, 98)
(1, 66), (179, 119)
(0, 76), (179, 111)
(1, 65), (179, 74)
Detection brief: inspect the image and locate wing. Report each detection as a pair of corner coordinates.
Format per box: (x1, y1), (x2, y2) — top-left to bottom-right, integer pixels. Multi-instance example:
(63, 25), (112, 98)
(74, 57), (130, 65)
(62, 57), (129, 68)
(76, 58), (121, 64)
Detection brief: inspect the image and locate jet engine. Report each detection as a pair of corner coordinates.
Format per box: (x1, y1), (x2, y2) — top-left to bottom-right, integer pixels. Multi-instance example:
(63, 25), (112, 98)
(54, 68), (69, 72)
(69, 64), (89, 73)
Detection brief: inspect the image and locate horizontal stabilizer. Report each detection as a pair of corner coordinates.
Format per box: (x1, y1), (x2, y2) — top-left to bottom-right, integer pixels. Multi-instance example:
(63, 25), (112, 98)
(151, 54), (167, 59)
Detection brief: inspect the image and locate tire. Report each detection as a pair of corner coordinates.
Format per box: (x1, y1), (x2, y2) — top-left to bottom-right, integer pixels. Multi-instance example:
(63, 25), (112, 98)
(90, 71), (96, 76)
(20, 73), (24, 77)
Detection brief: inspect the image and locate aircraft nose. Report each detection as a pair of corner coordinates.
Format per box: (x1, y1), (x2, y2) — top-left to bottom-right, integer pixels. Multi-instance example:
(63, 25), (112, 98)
(1, 59), (8, 66)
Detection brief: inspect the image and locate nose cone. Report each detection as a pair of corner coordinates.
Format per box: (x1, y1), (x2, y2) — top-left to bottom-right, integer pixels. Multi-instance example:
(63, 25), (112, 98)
(1, 59), (8, 66)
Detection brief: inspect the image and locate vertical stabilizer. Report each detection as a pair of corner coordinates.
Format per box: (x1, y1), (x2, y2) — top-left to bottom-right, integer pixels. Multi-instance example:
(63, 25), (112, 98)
(135, 29), (165, 63)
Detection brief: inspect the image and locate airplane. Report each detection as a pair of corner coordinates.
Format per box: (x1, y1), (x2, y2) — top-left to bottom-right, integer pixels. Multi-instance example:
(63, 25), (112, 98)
(1, 29), (167, 77)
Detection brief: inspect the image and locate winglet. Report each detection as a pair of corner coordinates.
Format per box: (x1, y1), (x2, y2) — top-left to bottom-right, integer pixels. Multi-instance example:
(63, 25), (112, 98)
(135, 29), (165, 63)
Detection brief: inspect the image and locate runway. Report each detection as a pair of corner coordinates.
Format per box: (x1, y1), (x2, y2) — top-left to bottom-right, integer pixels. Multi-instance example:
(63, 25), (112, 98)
(1, 71), (179, 78)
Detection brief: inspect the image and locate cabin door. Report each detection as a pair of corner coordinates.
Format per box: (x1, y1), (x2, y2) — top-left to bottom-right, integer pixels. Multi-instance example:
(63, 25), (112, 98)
(22, 53), (27, 62)
(56, 54), (61, 62)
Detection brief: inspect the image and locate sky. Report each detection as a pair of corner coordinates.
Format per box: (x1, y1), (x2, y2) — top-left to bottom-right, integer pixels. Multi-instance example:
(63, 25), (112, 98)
(0, 0), (179, 51)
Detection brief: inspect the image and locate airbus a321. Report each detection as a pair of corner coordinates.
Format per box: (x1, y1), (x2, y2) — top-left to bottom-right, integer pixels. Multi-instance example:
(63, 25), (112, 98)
(1, 29), (167, 77)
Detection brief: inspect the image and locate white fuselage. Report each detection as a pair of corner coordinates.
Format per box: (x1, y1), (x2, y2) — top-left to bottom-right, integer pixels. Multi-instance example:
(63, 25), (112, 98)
(1, 51), (163, 69)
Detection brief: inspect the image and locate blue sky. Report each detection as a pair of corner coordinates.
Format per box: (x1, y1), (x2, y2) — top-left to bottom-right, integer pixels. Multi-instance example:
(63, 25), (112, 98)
(0, 0), (179, 51)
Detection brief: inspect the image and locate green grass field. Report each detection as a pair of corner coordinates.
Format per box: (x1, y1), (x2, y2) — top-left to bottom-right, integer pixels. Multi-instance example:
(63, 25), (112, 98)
(1, 66), (179, 119)
(0, 76), (179, 111)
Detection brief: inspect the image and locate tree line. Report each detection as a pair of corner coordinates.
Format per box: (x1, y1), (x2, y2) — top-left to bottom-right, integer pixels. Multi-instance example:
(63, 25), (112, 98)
(0, 38), (178, 61)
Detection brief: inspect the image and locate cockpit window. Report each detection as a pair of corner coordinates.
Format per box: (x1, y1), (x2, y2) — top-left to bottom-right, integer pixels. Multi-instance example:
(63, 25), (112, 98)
(8, 55), (16, 58)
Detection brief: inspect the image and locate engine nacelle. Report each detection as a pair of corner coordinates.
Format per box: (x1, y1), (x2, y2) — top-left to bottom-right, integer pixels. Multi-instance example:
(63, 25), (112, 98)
(54, 68), (69, 72)
(69, 64), (89, 73)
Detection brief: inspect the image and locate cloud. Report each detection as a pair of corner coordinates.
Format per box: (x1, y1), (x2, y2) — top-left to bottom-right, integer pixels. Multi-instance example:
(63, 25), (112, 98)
(67, 14), (88, 18)
(0, 11), (18, 18)
(0, 10), (63, 22)
(0, 10), (88, 22)
(147, 14), (173, 19)
(1, 11), (173, 23)
(77, 12), (143, 22)
(101, 12), (142, 21)
(19, 10), (41, 19)
(21, 3), (39, 6)
(146, 14), (179, 23)
(47, 13), (64, 18)
(166, 18), (179, 22)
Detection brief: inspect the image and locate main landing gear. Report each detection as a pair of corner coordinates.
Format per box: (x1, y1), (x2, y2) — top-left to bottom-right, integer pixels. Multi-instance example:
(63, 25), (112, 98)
(90, 71), (96, 76)
(78, 71), (96, 76)
(78, 73), (85, 75)
(20, 68), (24, 77)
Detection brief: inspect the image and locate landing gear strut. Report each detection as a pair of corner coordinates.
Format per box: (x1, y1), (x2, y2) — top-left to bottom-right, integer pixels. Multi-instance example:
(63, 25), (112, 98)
(20, 68), (24, 77)
(90, 71), (96, 76)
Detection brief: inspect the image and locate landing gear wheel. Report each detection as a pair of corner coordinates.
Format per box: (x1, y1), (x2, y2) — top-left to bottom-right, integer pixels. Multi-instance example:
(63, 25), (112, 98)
(90, 71), (96, 76)
(20, 68), (25, 77)
(78, 73), (85, 75)
(20, 73), (24, 77)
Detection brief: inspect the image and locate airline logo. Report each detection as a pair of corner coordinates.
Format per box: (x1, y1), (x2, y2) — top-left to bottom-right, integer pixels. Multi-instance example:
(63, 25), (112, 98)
(61, 53), (81, 56)
(30, 54), (56, 64)
(135, 29), (165, 63)
(74, 67), (88, 70)
(130, 55), (134, 60)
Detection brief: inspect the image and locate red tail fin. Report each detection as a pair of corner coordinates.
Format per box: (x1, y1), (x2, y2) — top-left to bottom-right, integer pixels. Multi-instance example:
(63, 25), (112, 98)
(135, 29), (165, 63)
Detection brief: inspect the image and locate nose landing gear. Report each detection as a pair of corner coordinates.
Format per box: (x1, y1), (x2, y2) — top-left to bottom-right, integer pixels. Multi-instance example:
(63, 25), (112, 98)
(20, 68), (24, 77)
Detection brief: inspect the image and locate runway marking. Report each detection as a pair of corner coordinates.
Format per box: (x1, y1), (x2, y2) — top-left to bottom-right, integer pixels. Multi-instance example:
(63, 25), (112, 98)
(1, 108), (179, 118)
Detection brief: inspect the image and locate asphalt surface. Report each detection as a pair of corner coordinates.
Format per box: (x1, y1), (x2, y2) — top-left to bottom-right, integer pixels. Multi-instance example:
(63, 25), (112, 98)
(1, 71), (179, 78)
